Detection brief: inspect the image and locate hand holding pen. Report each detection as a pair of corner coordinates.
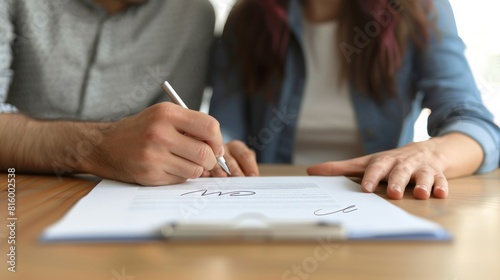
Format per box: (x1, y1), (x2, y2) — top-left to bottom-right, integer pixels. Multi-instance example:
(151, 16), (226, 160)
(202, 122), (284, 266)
(82, 100), (227, 186)
(162, 81), (260, 178)
(162, 81), (231, 175)
(51, 79), (250, 186)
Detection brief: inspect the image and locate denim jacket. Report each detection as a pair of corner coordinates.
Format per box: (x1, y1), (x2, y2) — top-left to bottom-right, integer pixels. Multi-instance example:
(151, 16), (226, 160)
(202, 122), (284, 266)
(210, 0), (500, 173)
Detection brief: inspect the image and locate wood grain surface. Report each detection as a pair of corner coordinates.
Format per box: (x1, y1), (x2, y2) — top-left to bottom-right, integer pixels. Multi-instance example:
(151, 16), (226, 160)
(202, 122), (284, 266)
(1, 165), (499, 280)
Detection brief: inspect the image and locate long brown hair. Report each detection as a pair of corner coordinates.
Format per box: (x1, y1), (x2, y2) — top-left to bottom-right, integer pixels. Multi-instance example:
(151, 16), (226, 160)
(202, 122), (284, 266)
(224, 0), (433, 102)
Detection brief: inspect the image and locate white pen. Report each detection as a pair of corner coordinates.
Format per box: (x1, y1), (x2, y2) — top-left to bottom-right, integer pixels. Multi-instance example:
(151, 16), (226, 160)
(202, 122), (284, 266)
(161, 81), (231, 176)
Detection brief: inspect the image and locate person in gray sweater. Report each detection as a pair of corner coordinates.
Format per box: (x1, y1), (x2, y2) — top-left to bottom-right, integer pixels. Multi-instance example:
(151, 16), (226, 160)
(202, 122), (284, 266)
(0, 0), (258, 185)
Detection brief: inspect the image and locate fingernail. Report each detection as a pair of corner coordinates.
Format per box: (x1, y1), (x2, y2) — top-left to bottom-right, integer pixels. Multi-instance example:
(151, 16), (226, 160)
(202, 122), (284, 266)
(362, 182), (373, 192)
(435, 186), (447, 194)
(391, 184), (402, 193)
(416, 185), (428, 192)
(248, 173), (257, 177)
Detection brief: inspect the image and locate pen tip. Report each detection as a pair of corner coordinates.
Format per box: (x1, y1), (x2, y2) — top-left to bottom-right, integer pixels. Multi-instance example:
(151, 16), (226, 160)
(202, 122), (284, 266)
(218, 158), (231, 176)
(222, 164), (231, 176)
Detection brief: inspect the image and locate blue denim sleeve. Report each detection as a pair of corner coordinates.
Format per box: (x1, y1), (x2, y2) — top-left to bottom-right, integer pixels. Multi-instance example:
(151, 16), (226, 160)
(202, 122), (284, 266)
(0, 0), (18, 114)
(209, 37), (249, 143)
(416, 0), (500, 173)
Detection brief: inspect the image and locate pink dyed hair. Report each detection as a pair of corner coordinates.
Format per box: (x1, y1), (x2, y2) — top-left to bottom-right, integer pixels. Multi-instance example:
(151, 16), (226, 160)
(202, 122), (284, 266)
(258, 0), (423, 76)
(256, 0), (290, 60)
(227, 0), (432, 99)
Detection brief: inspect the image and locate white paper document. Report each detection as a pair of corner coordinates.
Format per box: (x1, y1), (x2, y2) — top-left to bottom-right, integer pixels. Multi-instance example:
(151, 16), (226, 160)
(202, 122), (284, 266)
(42, 176), (450, 241)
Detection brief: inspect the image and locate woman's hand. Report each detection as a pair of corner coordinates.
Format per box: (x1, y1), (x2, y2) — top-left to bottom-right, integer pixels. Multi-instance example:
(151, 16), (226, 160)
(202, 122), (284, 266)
(204, 140), (259, 177)
(307, 133), (483, 200)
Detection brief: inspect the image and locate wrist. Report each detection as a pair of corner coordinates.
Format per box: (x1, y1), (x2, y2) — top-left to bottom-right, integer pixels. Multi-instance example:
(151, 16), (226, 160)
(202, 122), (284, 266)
(425, 133), (479, 177)
(45, 121), (110, 176)
(420, 136), (449, 172)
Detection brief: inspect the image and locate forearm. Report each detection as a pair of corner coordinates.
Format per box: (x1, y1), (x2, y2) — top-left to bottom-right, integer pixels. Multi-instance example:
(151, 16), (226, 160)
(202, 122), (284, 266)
(0, 113), (107, 175)
(429, 132), (484, 179)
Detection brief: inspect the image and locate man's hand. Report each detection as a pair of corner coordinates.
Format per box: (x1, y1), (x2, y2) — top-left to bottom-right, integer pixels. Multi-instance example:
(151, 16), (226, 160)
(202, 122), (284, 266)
(86, 102), (225, 185)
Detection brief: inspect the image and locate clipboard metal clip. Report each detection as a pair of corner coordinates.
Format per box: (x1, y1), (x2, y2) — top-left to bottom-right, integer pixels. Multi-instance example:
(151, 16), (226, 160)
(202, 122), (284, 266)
(160, 220), (345, 242)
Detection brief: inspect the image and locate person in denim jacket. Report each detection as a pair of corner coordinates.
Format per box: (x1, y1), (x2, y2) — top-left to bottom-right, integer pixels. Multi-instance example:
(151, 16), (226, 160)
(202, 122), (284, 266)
(210, 0), (500, 199)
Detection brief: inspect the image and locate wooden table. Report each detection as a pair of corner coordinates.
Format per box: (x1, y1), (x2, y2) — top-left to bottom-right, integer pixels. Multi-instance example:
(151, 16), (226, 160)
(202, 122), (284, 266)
(1, 165), (499, 280)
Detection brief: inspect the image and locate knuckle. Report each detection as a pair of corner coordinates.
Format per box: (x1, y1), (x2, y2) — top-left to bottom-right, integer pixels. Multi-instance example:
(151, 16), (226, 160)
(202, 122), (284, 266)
(158, 101), (174, 112)
(196, 144), (212, 164)
(392, 165), (412, 176)
(162, 134), (176, 148)
(187, 165), (205, 179)
(231, 140), (246, 149)
(205, 117), (220, 135)
(373, 155), (393, 164)
(434, 173), (447, 181)
(394, 158), (405, 166)
(394, 158), (412, 166)
(134, 148), (154, 164)
(143, 125), (171, 146)
(239, 148), (256, 159)
(416, 167), (434, 177)
(233, 140), (245, 145)
(158, 102), (179, 120)
(367, 162), (386, 174)
(228, 157), (239, 168)
(143, 126), (161, 143)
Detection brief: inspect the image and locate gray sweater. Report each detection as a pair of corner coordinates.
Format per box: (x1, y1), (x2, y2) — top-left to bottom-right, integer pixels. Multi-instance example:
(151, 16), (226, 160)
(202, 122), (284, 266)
(0, 0), (215, 121)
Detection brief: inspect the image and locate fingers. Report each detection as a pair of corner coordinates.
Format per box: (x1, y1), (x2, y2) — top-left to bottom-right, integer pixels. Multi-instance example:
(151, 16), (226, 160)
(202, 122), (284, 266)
(168, 133), (218, 171)
(361, 156), (395, 194)
(413, 171), (448, 199)
(136, 173), (186, 186)
(432, 174), (448, 198)
(386, 162), (413, 199)
(210, 154), (242, 177)
(226, 141), (259, 176)
(134, 152), (205, 185)
(222, 152), (245, 177)
(210, 141), (258, 178)
(158, 103), (225, 157)
(307, 141), (450, 200)
(101, 103), (225, 186)
(307, 157), (368, 176)
(367, 158), (448, 200)
(412, 168), (436, 200)
(161, 153), (206, 180)
(307, 162), (338, 176)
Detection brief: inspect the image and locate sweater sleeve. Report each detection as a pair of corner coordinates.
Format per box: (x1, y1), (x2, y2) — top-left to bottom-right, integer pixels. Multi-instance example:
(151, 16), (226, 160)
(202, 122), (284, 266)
(0, 0), (18, 114)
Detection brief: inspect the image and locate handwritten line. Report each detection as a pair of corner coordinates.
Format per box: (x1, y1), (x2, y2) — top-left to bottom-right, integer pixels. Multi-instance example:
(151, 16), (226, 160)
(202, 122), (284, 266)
(180, 189), (256, 197)
(314, 205), (358, 216)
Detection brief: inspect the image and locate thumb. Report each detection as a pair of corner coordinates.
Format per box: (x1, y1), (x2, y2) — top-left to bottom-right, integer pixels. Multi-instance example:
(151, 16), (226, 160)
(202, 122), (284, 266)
(307, 157), (368, 177)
